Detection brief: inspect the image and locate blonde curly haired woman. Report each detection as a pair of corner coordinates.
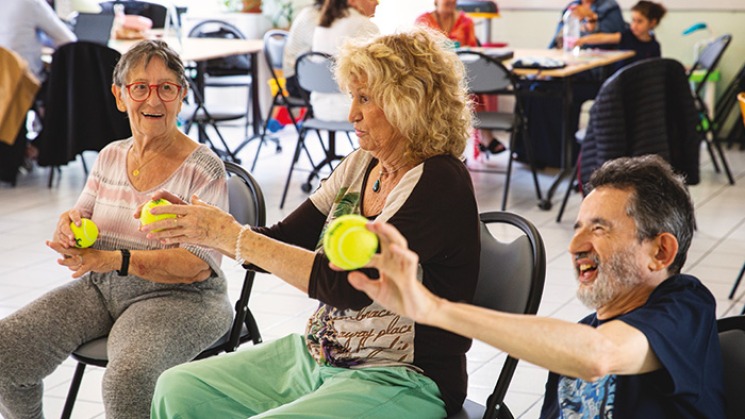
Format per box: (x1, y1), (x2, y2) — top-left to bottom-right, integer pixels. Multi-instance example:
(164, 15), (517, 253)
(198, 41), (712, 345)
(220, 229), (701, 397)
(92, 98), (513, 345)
(147, 28), (481, 418)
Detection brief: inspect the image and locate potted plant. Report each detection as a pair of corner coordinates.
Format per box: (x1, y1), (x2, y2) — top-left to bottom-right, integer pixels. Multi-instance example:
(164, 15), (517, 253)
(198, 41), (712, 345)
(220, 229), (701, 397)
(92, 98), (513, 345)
(222, 0), (261, 13)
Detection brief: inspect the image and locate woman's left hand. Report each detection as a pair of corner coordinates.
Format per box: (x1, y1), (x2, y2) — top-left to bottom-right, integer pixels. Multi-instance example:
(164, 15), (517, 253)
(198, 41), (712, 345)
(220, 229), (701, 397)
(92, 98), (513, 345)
(47, 241), (116, 279)
(140, 194), (241, 254)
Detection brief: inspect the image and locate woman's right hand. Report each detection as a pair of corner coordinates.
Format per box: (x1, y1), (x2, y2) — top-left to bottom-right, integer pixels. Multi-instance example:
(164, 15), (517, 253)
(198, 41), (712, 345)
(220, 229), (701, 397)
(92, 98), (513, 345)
(133, 190), (188, 221)
(139, 194), (242, 255)
(54, 209), (82, 249)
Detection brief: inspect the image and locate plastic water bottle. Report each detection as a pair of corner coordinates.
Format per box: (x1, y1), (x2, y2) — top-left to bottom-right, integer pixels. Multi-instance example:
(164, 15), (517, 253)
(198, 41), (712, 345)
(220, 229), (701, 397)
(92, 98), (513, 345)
(562, 9), (581, 55)
(112, 4), (125, 39)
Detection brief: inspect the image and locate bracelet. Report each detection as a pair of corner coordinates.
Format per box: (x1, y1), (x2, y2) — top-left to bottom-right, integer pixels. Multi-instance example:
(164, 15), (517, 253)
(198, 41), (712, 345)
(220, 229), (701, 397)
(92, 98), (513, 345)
(235, 225), (251, 265)
(117, 249), (130, 276)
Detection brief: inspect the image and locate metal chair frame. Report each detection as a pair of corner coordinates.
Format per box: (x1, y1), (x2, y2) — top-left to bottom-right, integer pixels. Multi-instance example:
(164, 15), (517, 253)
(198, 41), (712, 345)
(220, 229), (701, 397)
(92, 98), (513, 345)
(279, 51), (355, 209)
(448, 211), (546, 419)
(458, 50), (543, 211)
(688, 34), (735, 185)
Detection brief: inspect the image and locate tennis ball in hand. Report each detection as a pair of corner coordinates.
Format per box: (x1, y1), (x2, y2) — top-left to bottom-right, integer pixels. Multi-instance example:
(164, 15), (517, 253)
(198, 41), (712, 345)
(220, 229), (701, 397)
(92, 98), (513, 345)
(70, 218), (98, 248)
(140, 198), (177, 231)
(323, 214), (378, 271)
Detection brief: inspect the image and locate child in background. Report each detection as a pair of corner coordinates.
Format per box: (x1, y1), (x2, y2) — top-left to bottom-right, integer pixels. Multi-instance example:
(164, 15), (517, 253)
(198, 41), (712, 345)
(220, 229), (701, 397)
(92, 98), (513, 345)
(577, 1), (666, 69)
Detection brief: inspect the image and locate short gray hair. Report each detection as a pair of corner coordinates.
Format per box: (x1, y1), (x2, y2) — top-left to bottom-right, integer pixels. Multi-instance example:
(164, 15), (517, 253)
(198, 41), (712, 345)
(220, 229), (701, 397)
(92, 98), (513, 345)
(587, 155), (695, 274)
(112, 40), (187, 88)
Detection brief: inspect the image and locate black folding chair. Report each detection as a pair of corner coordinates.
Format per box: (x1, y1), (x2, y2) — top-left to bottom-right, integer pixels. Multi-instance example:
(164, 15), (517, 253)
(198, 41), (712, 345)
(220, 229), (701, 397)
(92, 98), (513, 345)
(448, 211), (546, 419)
(688, 34), (735, 185)
(458, 50), (543, 211)
(279, 51), (355, 209)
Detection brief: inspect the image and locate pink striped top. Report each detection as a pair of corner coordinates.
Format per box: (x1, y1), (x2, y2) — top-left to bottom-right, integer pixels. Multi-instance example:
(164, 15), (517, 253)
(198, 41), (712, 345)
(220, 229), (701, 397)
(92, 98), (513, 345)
(74, 138), (228, 274)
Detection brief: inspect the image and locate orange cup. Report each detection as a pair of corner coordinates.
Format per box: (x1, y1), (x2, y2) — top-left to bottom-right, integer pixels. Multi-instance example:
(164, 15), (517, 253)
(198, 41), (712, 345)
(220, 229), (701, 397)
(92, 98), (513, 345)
(738, 92), (745, 128)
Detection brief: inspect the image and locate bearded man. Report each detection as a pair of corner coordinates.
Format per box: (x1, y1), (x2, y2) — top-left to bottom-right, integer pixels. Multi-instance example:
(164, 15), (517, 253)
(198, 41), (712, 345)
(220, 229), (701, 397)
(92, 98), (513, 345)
(348, 155), (726, 418)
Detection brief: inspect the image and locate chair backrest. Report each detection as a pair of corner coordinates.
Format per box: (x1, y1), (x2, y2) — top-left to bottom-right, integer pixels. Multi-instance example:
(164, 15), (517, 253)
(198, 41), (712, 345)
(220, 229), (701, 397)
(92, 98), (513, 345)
(189, 20), (251, 77)
(201, 161), (266, 355)
(690, 34), (732, 98)
(263, 29), (289, 98)
(99, 1), (169, 28)
(295, 51), (339, 95)
(578, 58), (701, 189)
(457, 50), (514, 95)
(475, 211), (546, 417)
(717, 315), (745, 419)
(36, 41), (131, 168)
(263, 29), (289, 73)
(225, 161), (266, 228)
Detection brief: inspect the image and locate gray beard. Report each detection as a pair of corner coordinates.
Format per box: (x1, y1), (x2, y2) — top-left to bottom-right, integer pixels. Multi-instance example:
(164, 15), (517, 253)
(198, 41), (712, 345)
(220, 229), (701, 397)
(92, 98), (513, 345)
(576, 249), (645, 310)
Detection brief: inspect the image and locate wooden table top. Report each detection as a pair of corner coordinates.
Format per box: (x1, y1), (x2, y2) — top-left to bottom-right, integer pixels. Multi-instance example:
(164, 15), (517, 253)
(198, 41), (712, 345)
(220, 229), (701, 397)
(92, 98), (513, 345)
(509, 49), (636, 78)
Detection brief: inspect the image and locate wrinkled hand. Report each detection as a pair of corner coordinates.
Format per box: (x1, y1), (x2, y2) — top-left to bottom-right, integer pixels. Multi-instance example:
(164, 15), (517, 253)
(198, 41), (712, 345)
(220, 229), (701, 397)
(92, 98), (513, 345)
(54, 209), (83, 249)
(140, 194), (241, 253)
(346, 222), (438, 322)
(47, 241), (111, 279)
(133, 190), (187, 221)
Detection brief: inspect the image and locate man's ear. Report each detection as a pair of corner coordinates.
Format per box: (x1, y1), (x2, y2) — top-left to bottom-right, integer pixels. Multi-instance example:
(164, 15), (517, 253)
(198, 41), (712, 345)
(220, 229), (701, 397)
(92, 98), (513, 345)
(111, 84), (126, 112)
(649, 232), (679, 272)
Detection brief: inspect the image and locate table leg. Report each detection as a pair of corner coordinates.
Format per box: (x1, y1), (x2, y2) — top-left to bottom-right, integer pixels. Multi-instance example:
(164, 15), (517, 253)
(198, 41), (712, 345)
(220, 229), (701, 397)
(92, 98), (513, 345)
(232, 51), (268, 158)
(538, 77), (574, 210)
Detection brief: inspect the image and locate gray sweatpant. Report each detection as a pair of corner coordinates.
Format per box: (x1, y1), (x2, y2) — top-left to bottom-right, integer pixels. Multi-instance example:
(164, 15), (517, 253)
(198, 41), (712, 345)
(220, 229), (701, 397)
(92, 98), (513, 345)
(0, 270), (233, 419)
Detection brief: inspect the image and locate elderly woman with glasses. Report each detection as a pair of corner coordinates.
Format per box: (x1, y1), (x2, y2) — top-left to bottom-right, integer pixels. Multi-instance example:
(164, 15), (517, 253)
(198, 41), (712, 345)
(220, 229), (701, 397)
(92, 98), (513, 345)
(0, 40), (232, 419)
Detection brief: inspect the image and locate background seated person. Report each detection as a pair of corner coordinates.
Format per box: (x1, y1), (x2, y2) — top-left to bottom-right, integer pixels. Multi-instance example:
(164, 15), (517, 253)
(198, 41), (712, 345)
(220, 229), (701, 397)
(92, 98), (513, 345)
(416, 0), (506, 155)
(0, 40), (233, 419)
(577, 1), (666, 71)
(310, 0), (379, 121)
(283, 0), (324, 98)
(550, 0), (626, 50)
(146, 28), (480, 419)
(349, 155), (726, 418)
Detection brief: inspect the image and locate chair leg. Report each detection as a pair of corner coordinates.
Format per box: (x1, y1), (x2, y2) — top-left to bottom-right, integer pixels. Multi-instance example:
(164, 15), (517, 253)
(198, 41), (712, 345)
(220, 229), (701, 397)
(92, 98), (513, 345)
(556, 166), (577, 223)
(728, 261), (745, 300)
(280, 128), (308, 209)
(712, 137), (735, 185)
(704, 135), (721, 173)
(245, 310), (263, 345)
(48, 166), (55, 188)
(503, 119), (542, 211)
(80, 154), (88, 176)
(60, 362), (87, 419)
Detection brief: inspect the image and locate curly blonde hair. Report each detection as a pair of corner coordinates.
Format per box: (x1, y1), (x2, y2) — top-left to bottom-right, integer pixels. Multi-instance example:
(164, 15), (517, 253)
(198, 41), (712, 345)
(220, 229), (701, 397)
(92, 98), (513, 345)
(335, 28), (472, 162)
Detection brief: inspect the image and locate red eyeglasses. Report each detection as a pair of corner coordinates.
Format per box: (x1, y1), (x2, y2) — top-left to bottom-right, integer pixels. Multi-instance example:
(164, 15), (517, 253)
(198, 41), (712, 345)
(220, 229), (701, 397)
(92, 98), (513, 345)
(125, 82), (183, 102)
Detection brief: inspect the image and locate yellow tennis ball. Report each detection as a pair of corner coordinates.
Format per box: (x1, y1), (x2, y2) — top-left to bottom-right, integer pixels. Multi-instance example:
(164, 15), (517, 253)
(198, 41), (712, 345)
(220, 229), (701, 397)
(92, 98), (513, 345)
(323, 214), (378, 271)
(140, 198), (177, 231)
(70, 218), (98, 249)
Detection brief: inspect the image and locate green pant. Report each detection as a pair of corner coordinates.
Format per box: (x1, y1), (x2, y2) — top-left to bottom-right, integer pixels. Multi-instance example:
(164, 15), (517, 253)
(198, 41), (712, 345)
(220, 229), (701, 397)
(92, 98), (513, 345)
(152, 334), (446, 418)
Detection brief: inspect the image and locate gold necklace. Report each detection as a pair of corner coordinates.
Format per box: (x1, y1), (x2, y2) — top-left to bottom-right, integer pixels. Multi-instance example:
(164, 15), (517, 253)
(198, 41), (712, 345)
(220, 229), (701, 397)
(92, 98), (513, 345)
(129, 146), (162, 177)
(372, 161), (409, 193)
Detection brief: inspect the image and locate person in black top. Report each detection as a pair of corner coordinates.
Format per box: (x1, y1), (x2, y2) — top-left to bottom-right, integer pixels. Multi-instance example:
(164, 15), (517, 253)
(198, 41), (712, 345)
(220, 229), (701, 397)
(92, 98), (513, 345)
(577, 1), (666, 70)
(141, 28), (480, 418)
(349, 155), (726, 418)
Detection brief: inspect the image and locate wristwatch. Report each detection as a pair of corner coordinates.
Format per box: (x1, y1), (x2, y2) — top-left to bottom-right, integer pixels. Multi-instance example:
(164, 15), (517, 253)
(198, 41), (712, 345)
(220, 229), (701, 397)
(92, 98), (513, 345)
(117, 249), (130, 276)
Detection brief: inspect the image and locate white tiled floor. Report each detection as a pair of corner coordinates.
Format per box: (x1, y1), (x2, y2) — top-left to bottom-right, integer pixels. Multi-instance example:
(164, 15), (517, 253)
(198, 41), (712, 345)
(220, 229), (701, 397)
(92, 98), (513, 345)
(2, 120), (745, 418)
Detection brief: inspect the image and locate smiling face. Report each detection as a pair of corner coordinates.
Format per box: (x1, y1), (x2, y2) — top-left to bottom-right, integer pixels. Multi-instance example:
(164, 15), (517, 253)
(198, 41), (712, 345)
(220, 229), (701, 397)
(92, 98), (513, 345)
(347, 79), (406, 161)
(569, 187), (654, 313)
(629, 10), (657, 40)
(111, 56), (185, 141)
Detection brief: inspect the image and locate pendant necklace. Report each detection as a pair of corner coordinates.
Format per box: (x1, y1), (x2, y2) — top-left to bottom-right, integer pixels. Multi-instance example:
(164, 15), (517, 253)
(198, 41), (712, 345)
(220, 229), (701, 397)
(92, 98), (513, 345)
(129, 145), (164, 177)
(372, 161), (408, 193)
